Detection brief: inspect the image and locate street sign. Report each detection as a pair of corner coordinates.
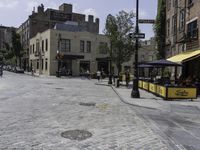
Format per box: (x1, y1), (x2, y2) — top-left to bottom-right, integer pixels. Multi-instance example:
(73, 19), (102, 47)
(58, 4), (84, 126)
(129, 33), (145, 39)
(139, 19), (155, 24)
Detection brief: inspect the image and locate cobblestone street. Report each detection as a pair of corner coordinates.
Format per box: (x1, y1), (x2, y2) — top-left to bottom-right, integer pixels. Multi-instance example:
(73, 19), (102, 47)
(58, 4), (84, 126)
(0, 72), (170, 149)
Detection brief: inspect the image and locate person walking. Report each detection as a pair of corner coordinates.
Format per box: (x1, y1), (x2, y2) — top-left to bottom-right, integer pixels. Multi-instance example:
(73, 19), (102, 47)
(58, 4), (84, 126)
(97, 70), (101, 82)
(125, 70), (130, 87)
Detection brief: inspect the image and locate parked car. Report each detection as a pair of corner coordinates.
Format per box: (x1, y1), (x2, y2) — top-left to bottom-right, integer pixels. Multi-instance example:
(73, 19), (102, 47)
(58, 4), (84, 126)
(14, 66), (24, 73)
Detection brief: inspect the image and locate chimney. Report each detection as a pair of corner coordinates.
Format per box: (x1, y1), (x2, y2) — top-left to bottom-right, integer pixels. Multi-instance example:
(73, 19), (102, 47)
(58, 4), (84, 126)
(59, 3), (72, 13)
(37, 4), (44, 14)
(88, 15), (94, 22)
(95, 18), (99, 24)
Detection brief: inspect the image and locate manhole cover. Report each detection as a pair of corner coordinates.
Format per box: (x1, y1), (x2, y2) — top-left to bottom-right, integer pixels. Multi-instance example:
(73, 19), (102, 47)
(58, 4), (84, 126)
(55, 88), (64, 90)
(79, 102), (96, 106)
(61, 130), (92, 141)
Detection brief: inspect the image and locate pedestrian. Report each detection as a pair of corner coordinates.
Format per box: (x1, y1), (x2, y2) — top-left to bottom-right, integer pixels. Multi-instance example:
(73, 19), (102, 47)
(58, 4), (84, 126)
(125, 70), (130, 87)
(97, 70), (101, 82)
(86, 70), (90, 79)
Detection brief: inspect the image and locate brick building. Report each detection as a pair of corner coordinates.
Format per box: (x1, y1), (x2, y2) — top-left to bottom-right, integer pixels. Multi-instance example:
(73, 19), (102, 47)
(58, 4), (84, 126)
(17, 3), (99, 70)
(165, 0), (200, 78)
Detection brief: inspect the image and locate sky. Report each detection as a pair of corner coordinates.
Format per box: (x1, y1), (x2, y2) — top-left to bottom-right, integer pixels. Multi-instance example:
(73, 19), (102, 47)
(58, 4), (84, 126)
(0, 0), (157, 40)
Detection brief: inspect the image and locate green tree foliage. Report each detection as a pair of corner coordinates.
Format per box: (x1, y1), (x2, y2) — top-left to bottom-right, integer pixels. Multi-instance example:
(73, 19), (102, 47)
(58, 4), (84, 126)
(104, 11), (135, 74)
(12, 30), (23, 66)
(155, 0), (166, 59)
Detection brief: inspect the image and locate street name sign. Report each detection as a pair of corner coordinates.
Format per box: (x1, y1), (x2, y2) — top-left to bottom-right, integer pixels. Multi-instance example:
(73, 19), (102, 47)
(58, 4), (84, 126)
(139, 19), (155, 24)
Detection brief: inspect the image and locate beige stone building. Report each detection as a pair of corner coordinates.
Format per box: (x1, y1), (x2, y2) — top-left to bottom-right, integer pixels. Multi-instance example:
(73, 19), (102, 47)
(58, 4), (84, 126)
(17, 3), (99, 70)
(29, 23), (109, 76)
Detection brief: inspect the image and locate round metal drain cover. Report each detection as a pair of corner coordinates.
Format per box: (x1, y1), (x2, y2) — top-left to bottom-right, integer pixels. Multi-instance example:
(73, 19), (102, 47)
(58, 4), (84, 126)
(79, 102), (96, 106)
(61, 130), (92, 141)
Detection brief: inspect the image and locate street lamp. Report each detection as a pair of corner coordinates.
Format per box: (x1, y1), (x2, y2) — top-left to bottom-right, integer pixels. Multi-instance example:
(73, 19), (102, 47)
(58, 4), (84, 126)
(56, 34), (61, 77)
(131, 0), (140, 98)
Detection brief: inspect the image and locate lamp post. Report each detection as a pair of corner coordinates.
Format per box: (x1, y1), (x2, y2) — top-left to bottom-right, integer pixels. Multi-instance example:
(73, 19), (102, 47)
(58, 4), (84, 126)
(131, 0), (140, 98)
(108, 43), (113, 84)
(56, 34), (61, 77)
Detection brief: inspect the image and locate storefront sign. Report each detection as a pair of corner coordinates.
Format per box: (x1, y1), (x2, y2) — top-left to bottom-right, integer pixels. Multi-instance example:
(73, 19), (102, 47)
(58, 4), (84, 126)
(168, 87), (197, 99)
(157, 85), (166, 97)
(149, 83), (157, 93)
(142, 82), (149, 90)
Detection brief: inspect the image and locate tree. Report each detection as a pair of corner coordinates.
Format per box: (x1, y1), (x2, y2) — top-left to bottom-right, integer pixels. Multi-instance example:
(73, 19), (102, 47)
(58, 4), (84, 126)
(104, 11), (135, 74)
(12, 30), (23, 67)
(154, 0), (166, 59)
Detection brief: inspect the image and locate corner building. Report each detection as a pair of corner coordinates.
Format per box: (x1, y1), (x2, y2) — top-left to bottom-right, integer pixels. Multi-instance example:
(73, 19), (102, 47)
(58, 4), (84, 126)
(29, 22), (109, 76)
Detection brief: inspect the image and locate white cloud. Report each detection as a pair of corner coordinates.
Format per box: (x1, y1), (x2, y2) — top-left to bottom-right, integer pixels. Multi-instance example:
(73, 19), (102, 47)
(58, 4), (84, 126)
(0, 0), (19, 8)
(83, 8), (98, 20)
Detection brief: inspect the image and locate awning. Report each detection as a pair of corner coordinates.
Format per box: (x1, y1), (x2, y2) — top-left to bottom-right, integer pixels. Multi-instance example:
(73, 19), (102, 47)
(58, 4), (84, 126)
(167, 49), (200, 63)
(62, 54), (84, 60)
(96, 57), (111, 61)
(141, 59), (182, 66)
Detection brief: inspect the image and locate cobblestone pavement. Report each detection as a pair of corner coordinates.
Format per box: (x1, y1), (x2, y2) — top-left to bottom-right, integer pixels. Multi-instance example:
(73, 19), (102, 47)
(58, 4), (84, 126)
(0, 72), (172, 150)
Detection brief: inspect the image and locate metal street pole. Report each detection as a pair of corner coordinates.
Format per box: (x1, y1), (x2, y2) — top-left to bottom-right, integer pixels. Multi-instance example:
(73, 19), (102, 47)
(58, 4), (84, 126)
(131, 0), (140, 98)
(108, 42), (113, 84)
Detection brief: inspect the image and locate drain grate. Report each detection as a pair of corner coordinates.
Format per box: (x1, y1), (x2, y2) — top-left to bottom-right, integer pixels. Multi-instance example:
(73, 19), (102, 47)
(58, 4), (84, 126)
(55, 88), (64, 90)
(61, 130), (92, 141)
(79, 102), (96, 107)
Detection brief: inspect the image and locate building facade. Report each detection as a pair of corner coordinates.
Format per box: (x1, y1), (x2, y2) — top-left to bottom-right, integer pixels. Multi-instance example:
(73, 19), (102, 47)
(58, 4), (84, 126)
(17, 3), (99, 70)
(122, 37), (157, 74)
(165, 0), (200, 77)
(29, 25), (109, 76)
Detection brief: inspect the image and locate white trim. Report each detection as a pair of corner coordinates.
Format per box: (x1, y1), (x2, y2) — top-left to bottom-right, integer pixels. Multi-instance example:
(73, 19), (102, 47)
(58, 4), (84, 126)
(186, 17), (198, 24)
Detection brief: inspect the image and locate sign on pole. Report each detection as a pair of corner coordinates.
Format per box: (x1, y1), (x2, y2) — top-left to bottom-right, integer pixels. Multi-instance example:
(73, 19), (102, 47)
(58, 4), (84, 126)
(139, 19), (155, 24)
(129, 33), (145, 39)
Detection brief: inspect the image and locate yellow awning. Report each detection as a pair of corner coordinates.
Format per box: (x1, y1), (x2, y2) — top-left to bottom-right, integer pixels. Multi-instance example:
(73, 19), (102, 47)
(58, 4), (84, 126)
(167, 49), (200, 63)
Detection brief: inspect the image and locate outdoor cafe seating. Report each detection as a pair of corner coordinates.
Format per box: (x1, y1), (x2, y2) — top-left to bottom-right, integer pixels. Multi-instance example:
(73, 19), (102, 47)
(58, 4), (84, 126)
(138, 59), (198, 100)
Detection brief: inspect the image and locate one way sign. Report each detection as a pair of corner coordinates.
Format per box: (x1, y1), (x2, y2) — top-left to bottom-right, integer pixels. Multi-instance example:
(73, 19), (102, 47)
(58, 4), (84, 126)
(129, 33), (145, 39)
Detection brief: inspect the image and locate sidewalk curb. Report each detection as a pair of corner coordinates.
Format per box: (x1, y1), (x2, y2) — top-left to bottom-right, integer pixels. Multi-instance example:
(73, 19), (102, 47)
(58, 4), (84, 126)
(111, 86), (157, 110)
(95, 82), (157, 110)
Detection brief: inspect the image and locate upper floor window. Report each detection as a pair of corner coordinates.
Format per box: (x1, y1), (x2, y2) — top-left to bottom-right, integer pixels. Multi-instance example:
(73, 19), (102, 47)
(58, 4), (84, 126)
(42, 40), (44, 52)
(187, 20), (198, 39)
(188, 0), (193, 6)
(99, 42), (108, 54)
(33, 44), (35, 53)
(172, 14), (177, 35)
(60, 39), (70, 52)
(80, 40), (84, 53)
(45, 39), (48, 51)
(179, 9), (185, 32)
(167, 19), (170, 37)
(86, 41), (91, 53)
(167, 0), (171, 11)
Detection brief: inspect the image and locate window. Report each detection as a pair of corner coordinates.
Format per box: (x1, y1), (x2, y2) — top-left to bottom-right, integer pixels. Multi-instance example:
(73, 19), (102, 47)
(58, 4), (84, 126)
(45, 39), (48, 51)
(99, 42), (108, 54)
(45, 59), (48, 70)
(187, 20), (198, 39)
(172, 14), (177, 35)
(33, 44), (35, 53)
(36, 39), (39, 52)
(30, 45), (32, 54)
(188, 0), (193, 6)
(173, 0), (177, 7)
(42, 40), (44, 52)
(42, 59), (44, 70)
(80, 40), (84, 52)
(60, 39), (70, 52)
(37, 59), (39, 69)
(179, 9), (185, 32)
(86, 41), (91, 53)
(167, 19), (170, 37)
(167, 0), (171, 11)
